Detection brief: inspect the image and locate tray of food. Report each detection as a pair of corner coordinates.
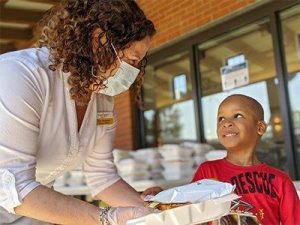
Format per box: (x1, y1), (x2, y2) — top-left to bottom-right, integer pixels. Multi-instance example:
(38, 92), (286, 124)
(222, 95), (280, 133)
(127, 179), (239, 225)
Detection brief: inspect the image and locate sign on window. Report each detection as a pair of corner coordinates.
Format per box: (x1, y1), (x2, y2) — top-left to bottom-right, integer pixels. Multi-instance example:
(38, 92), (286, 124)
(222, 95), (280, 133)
(220, 54), (249, 91)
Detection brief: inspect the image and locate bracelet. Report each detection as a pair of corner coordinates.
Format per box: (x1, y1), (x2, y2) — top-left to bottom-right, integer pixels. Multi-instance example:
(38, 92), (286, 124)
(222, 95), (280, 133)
(99, 207), (111, 225)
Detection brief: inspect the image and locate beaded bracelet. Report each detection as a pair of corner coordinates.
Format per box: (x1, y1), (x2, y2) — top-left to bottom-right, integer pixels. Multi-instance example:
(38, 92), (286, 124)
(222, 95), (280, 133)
(99, 207), (111, 225)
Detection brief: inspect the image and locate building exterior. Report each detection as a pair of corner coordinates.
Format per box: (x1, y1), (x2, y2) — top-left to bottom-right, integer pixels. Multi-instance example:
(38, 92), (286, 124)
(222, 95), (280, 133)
(114, 0), (300, 179)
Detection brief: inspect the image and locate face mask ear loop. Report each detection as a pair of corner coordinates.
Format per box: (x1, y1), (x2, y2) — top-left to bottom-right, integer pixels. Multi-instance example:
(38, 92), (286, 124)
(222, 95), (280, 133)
(91, 66), (98, 78)
(111, 43), (122, 64)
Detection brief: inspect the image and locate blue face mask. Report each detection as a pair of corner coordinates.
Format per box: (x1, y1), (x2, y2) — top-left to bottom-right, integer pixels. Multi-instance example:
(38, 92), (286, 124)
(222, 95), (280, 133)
(99, 43), (140, 96)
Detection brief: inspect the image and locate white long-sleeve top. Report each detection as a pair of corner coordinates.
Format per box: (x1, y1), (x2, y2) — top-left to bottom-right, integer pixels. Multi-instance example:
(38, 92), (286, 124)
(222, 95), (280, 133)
(0, 48), (121, 224)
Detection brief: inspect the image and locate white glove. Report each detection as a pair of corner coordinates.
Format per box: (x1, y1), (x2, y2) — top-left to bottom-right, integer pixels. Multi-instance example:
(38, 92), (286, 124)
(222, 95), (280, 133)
(107, 206), (154, 225)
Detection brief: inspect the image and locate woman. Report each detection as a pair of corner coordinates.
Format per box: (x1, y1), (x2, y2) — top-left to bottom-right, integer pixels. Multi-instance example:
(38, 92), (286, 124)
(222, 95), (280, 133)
(0, 0), (157, 224)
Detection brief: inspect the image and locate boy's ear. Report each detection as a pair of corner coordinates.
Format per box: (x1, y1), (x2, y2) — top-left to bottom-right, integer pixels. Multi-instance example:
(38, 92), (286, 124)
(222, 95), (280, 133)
(257, 121), (267, 135)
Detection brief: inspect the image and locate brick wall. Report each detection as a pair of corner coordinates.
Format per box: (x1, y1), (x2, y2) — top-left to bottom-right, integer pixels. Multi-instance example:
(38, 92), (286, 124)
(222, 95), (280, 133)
(114, 0), (257, 150)
(114, 91), (137, 150)
(138, 0), (256, 48)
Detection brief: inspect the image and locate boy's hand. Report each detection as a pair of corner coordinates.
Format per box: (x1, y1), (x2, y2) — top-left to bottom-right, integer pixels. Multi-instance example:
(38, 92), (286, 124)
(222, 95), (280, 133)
(140, 186), (163, 200)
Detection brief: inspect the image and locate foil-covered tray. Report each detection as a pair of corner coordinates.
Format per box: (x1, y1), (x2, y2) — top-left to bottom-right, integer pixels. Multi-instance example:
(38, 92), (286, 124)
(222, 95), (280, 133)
(127, 194), (239, 225)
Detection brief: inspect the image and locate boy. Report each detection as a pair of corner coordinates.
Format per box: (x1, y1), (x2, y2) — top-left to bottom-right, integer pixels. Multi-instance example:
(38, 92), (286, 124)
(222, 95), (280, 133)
(192, 94), (300, 225)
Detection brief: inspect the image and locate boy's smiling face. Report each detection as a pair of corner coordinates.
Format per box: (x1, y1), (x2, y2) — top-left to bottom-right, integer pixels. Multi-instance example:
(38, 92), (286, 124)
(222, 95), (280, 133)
(217, 96), (266, 151)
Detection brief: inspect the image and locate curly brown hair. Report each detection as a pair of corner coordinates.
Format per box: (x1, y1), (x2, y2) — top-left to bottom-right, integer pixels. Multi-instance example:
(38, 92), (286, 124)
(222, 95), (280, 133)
(36, 0), (156, 105)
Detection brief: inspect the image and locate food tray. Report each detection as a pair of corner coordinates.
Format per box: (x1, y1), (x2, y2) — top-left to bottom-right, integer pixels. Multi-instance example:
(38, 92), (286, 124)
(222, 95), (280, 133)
(127, 194), (238, 225)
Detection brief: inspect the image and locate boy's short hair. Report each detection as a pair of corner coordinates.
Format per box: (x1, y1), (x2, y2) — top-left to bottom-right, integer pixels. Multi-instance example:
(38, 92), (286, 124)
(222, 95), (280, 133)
(221, 94), (264, 120)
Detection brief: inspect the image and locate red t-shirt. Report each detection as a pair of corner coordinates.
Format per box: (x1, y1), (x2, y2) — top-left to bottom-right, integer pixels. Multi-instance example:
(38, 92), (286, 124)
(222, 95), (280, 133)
(192, 159), (300, 225)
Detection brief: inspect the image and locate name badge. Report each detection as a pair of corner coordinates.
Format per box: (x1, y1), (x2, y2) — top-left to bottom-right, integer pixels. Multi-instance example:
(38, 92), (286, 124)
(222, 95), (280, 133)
(97, 112), (114, 125)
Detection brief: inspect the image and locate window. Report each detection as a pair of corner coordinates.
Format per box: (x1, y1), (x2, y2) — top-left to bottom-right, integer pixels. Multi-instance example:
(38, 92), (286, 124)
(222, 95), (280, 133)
(198, 19), (288, 171)
(142, 52), (197, 146)
(142, 1), (299, 178)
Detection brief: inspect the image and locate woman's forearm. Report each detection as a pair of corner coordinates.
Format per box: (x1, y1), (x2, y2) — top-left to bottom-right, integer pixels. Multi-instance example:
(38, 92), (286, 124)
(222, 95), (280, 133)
(15, 185), (99, 225)
(95, 179), (144, 207)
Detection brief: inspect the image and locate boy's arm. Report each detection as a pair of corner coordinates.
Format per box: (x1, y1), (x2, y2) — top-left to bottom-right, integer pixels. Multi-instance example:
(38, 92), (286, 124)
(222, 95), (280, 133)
(280, 178), (300, 225)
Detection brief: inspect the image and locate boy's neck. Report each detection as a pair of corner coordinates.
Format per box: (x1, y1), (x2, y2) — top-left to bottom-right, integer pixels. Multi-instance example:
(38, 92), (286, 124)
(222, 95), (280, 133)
(225, 151), (261, 166)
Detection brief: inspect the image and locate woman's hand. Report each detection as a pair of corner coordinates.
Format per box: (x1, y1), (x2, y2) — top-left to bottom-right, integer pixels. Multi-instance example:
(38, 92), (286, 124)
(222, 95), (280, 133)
(140, 186), (163, 200)
(107, 206), (154, 225)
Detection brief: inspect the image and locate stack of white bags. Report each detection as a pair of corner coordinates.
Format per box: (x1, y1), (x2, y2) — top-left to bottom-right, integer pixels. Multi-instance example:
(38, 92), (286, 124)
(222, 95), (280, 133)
(181, 142), (213, 165)
(158, 144), (195, 180)
(116, 158), (150, 182)
(130, 148), (163, 180)
(113, 148), (163, 182)
(113, 144), (227, 182)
